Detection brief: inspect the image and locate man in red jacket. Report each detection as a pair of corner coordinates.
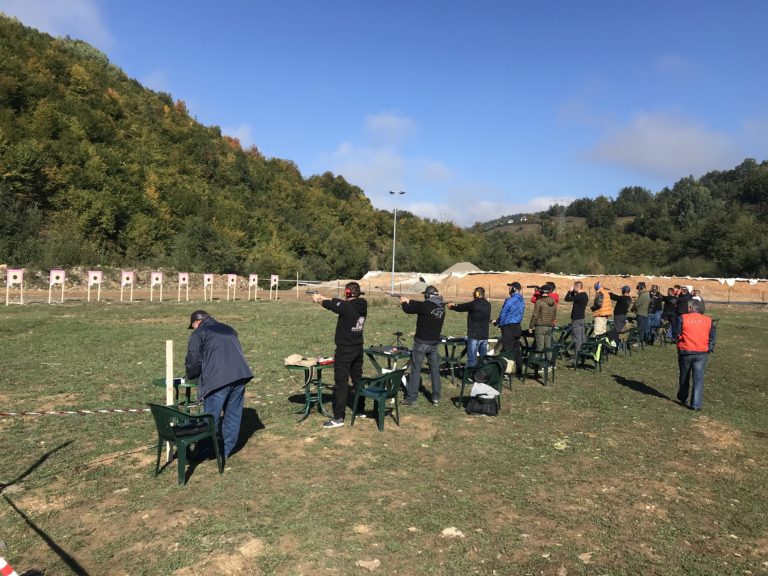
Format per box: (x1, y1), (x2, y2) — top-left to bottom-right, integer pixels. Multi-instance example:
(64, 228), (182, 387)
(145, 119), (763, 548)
(676, 300), (716, 411)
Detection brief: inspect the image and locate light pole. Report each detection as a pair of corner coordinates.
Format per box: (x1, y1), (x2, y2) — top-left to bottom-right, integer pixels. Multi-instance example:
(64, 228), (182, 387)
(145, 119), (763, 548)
(390, 190), (405, 292)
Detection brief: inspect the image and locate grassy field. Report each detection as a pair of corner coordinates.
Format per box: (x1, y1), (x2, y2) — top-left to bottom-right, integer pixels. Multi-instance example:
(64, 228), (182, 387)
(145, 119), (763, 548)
(0, 297), (766, 575)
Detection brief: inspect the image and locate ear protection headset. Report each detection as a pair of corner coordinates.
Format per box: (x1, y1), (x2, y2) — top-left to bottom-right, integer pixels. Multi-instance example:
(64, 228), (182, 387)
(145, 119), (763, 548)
(473, 287), (485, 299)
(344, 282), (364, 298)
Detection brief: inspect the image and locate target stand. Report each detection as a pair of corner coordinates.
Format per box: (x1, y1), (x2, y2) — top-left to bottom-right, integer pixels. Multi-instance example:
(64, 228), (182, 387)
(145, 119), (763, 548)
(226, 274), (238, 301)
(203, 274), (214, 301)
(248, 274), (259, 301)
(178, 272), (189, 302)
(121, 271), (135, 302)
(5, 268), (24, 306)
(87, 270), (103, 302)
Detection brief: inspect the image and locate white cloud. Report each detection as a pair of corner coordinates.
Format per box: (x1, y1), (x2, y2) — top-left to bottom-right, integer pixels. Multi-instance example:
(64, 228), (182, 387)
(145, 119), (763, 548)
(139, 69), (172, 93)
(418, 159), (454, 182)
(587, 111), (744, 179)
(222, 123), (255, 147)
(399, 194), (575, 227)
(325, 142), (406, 196)
(0, 0), (114, 50)
(363, 112), (415, 146)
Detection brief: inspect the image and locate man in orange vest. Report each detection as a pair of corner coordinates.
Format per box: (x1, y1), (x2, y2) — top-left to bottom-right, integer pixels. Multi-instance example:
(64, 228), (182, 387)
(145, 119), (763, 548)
(590, 281), (613, 336)
(676, 300), (716, 411)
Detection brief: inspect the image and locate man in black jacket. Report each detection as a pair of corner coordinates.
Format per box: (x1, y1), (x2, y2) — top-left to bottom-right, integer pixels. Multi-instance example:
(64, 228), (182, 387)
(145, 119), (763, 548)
(312, 282), (367, 428)
(400, 286), (446, 406)
(185, 310), (253, 458)
(448, 287), (491, 368)
(609, 285), (633, 334)
(564, 281), (589, 364)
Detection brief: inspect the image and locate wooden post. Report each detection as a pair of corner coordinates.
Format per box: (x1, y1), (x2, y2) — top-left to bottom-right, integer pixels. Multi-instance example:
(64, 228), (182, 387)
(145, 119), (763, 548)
(165, 340), (174, 463)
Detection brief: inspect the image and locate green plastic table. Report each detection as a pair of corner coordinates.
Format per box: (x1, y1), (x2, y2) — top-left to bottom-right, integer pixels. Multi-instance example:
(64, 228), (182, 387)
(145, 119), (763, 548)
(151, 376), (199, 413)
(285, 363), (333, 422)
(364, 346), (411, 375)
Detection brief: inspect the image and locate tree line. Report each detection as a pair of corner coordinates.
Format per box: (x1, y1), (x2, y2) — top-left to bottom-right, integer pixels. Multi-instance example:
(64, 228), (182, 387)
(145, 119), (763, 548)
(1, 16), (766, 279)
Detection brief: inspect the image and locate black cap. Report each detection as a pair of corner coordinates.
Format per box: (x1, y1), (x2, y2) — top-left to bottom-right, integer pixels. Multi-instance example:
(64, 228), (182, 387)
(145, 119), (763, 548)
(422, 285), (439, 297)
(188, 310), (209, 329)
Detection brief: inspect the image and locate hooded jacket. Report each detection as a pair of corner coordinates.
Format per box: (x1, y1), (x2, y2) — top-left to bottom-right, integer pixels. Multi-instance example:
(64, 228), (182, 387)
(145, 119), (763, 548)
(529, 295), (557, 329)
(402, 294), (446, 342)
(321, 297), (367, 348)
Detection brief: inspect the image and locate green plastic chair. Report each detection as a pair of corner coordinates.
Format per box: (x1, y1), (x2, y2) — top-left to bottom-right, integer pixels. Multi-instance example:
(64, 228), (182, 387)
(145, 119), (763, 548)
(350, 369), (406, 431)
(576, 339), (603, 371)
(458, 356), (506, 409)
(148, 403), (223, 485)
(522, 343), (561, 386)
(624, 327), (645, 355)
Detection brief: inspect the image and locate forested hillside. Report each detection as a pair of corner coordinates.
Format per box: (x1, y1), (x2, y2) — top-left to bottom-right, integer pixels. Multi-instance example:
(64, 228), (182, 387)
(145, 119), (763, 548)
(1, 15), (767, 279)
(0, 15), (478, 279)
(473, 163), (768, 277)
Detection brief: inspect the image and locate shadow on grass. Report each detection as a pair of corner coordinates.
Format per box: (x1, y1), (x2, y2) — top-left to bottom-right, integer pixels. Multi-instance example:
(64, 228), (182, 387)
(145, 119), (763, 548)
(1, 441), (90, 575)
(611, 374), (672, 401)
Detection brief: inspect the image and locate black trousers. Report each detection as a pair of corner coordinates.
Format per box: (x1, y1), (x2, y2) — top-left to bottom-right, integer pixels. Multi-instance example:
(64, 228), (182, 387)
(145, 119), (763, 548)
(500, 323), (523, 375)
(332, 345), (364, 420)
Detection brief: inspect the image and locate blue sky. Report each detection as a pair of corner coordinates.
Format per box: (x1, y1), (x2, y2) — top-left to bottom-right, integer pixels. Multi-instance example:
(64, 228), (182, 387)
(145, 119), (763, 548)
(2, 0), (767, 226)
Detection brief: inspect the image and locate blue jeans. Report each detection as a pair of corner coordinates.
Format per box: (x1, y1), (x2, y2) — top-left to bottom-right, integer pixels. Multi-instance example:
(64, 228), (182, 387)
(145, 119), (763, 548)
(466, 338), (488, 368)
(203, 380), (246, 456)
(636, 315), (650, 343)
(677, 352), (708, 410)
(406, 339), (441, 402)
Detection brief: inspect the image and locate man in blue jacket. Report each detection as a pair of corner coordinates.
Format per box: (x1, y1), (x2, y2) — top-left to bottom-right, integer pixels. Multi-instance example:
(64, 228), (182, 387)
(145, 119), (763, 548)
(493, 282), (525, 379)
(185, 310), (253, 458)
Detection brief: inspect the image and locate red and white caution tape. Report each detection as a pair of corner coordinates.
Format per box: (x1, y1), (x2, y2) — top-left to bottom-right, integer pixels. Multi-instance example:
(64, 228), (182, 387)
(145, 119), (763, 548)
(0, 557), (19, 576)
(0, 407), (151, 418)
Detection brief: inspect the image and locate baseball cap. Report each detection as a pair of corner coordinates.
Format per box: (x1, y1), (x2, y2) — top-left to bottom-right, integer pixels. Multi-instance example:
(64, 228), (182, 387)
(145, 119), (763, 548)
(622, 285), (631, 293)
(422, 285), (439, 297)
(188, 310), (209, 329)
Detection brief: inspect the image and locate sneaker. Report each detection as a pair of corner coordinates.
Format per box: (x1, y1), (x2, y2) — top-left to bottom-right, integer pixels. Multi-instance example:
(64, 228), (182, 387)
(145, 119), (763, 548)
(432, 399), (439, 406)
(322, 418), (344, 428)
(355, 411), (367, 419)
(400, 399), (417, 406)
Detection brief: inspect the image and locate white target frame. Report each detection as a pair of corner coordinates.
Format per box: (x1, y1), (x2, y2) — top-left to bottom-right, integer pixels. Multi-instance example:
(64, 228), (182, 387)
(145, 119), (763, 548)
(248, 274), (259, 301)
(5, 268), (24, 306)
(226, 274), (238, 301)
(269, 274), (279, 300)
(48, 269), (66, 304)
(120, 271), (135, 302)
(150, 272), (163, 302)
(203, 273), (214, 301)
(87, 270), (103, 302)
(177, 272), (189, 302)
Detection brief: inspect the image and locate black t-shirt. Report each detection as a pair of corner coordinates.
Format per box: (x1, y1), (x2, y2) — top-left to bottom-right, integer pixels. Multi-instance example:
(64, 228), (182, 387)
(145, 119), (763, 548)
(564, 290), (589, 320)
(451, 298), (491, 339)
(322, 297), (367, 348)
(610, 293), (632, 316)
